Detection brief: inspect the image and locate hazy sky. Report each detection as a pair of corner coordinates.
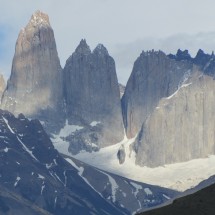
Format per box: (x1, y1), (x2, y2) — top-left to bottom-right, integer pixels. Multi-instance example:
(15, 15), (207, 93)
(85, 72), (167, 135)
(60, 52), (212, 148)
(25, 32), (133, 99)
(1, 0), (215, 84)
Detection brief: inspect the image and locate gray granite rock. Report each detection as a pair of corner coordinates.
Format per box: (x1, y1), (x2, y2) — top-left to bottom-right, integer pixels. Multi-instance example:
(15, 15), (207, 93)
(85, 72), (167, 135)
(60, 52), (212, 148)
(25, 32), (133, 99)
(0, 74), (5, 101)
(135, 68), (215, 167)
(62, 40), (124, 153)
(122, 50), (193, 138)
(1, 11), (65, 133)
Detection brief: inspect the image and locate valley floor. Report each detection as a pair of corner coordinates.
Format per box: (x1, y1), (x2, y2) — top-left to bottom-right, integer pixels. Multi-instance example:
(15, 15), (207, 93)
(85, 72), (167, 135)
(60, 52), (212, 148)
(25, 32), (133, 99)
(53, 136), (215, 192)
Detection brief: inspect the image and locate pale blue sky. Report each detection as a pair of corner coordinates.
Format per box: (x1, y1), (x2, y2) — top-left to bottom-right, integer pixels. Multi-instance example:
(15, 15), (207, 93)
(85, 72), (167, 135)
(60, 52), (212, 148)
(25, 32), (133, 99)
(1, 0), (215, 84)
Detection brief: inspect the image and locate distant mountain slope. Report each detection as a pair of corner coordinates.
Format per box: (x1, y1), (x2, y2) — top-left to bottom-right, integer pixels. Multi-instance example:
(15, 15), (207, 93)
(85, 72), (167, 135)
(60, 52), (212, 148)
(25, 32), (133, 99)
(63, 155), (179, 214)
(0, 109), (127, 215)
(0, 185), (51, 215)
(139, 182), (215, 215)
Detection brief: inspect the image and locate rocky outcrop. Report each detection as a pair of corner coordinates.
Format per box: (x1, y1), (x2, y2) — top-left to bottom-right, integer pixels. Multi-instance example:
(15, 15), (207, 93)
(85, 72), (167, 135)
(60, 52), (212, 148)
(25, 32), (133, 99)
(135, 69), (215, 167)
(0, 74), (5, 101)
(62, 40), (124, 153)
(122, 50), (193, 138)
(1, 11), (64, 133)
(117, 145), (126, 164)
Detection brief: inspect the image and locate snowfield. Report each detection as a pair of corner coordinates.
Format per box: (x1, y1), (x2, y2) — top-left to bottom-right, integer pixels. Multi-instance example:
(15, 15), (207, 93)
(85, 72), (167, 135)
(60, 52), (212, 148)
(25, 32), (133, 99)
(54, 135), (215, 192)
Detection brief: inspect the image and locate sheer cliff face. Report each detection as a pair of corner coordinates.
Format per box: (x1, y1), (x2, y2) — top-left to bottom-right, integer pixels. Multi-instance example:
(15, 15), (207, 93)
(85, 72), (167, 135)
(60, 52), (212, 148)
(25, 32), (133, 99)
(122, 50), (192, 138)
(0, 74), (5, 100)
(135, 69), (215, 167)
(1, 11), (63, 127)
(63, 40), (124, 152)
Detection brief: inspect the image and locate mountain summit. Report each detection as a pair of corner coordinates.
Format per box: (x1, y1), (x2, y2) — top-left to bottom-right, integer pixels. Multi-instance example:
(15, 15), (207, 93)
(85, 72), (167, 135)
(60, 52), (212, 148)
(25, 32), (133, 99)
(62, 40), (124, 153)
(74, 39), (91, 55)
(1, 11), (64, 133)
(27, 10), (51, 28)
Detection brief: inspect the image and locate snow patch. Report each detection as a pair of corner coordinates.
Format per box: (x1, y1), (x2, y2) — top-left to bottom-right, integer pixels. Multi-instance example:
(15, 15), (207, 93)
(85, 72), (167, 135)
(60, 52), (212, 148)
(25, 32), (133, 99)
(100, 171), (119, 202)
(166, 83), (192, 100)
(144, 188), (153, 195)
(130, 182), (142, 196)
(3, 117), (38, 162)
(65, 158), (102, 197)
(53, 159), (57, 165)
(4, 147), (9, 152)
(54, 173), (64, 185)
(52, 120), (83, 154)
(14, 176), (21, 187)
(70, 136), (215, 192)
(90, 121), (100, 127)
(3, 117), (15, 134)
(41, 184), (45, 195)
(38, 174), (45, 180)
(58, 120), (83, 137)
(17, 136), (38, 162)
(130, 181), (142, 212)
(54, 197), (57, 208)
(46, 163), (52, 169)
(163, 194), (170, 200)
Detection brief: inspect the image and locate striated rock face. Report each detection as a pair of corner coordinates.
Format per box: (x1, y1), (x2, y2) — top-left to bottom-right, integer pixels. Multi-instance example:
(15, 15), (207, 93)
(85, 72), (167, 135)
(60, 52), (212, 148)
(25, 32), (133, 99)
(1, 11), (64, 133)
(62, 40), (124, 153)
(0, 74), (6, 101)
(135, 69), (215, 167)
(122, 50), (193, 138)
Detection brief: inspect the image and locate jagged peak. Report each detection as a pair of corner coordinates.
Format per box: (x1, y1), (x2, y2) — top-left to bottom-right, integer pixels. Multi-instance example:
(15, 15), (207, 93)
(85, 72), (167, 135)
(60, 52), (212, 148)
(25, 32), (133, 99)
(194, 49), (215, 59)
(75, 39), (91, 55)
(167, 49), (192, 62)
(140, 50), (166, 58)
(193, 49), (210, 63)
(176, 49), (190, 56)
(176, 49), (192, 61)
(27, 10), (50, 28)
(195, 49), (205, 57)
(93, 44), (109, 56)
